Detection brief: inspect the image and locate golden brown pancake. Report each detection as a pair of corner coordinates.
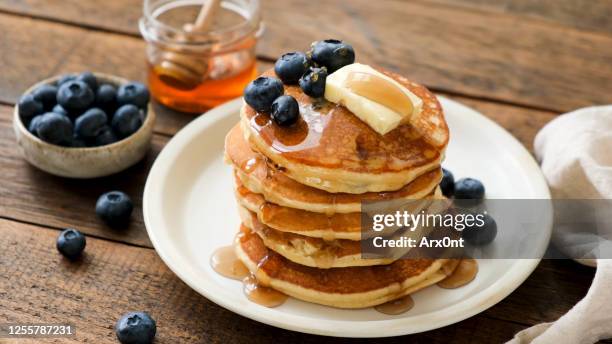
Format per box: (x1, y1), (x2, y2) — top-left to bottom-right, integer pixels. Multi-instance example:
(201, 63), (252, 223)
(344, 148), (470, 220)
(225, 124), (442, 213)
(239, 207), (394, 268)
(240, 68), (448, 193)
(235, 225), (456, 309)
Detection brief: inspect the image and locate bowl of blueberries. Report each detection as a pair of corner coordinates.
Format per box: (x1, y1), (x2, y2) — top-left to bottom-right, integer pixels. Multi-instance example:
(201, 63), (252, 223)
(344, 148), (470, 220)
(14, 72), (156, 178)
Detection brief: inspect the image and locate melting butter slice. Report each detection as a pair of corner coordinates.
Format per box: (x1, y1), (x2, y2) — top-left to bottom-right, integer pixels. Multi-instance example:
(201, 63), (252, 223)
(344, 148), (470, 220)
(324, 63), (423, 135)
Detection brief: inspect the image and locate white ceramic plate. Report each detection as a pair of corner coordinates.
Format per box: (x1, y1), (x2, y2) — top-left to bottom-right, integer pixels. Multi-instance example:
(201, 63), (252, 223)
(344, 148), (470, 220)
(143, 97), (552, 338)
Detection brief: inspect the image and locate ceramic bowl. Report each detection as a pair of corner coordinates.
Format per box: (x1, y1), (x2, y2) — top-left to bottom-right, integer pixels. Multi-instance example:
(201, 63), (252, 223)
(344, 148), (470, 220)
(13, 73), (156, 178)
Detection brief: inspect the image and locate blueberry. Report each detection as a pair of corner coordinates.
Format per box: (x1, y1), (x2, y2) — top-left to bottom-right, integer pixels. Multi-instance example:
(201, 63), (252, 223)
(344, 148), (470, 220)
(274, 52), (311, 84)
(243, 77), (284, 113)
(32, 84), (58, 111)
(462, 213), (497, 246)
(115, 312), (156, 344)
(112, 105), (143, 138)
(56, 74), (77, 86)
(94, 126), (118, 146)
(36, 112), (73, 145)
(440, 168), (455, 197)
(71, 136), (88, 148)
(96, 191), (134, 228)
(455, 178), (485, 200)
(18, 94), (44, 122)
(56, 228), (86, 260)
(309, 39), (355, 73)
(117, 82), (150, 109)
(75, 108), (108, 138)
(76, 71), (98, 92)
(299, 67), (327, 98)
(52, 104), (69, 117)
(271, 95), (299, 126)
(96, 84), (117, 113)
(28, 115), (43, 135)
(57, 80), (95, 112)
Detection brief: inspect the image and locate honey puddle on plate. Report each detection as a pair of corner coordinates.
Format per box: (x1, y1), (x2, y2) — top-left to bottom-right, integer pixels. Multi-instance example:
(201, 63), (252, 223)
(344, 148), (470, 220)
(375, 295), (414, 315)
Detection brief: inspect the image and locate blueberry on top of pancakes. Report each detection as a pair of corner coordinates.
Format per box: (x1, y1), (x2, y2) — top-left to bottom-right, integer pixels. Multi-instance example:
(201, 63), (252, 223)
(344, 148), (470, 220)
(274, 52), (312, 85)
(271, 95), (299, 126)
(308, 39), (355, 73)
(244, 76), (284, 113)
(299, 67), (328, 98)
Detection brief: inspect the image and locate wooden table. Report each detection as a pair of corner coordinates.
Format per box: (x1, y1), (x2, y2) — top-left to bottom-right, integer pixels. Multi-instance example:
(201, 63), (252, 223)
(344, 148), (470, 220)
(0, 1), (610, 342)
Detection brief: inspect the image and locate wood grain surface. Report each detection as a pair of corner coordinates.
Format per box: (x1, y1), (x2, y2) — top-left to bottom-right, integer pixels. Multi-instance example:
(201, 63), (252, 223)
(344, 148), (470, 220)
(0, 0), (608, 342)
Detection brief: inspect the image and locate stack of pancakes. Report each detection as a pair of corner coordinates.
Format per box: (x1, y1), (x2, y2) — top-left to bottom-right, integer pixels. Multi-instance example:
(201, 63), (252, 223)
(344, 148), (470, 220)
(225, 68), (455, 309)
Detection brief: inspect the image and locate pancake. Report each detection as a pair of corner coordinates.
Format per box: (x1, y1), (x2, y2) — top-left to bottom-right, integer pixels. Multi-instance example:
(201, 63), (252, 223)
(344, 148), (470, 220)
(240, 68), (448, 194)
(239, 207), (394, 268)
(235, 175), (441, 241)
(235, 225), (457, 309)
(225, 124), (442, 213)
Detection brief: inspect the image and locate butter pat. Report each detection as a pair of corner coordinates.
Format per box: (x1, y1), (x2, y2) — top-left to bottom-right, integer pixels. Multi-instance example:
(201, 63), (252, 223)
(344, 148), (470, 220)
(324, 63), (422, 135)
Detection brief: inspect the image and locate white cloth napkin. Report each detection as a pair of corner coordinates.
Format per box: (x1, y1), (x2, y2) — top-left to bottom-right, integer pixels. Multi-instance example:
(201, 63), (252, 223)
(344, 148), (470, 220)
(507, 105), (612, 344)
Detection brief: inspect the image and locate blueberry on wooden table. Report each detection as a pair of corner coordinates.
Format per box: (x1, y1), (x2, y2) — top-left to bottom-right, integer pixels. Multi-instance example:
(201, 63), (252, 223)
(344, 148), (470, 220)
(440, 168), (455, 197)
(36, 112), (73, 146)
(112, 104), (143, 138)
(18, 94), (44, 123)
(115, 312), (156, 344)
(309, 39), (355, 73)
(76, 71), (98, 92)
(117, 82), (150, 109)
(96, 191), (134, 228)
(274, 52), (311, 85)
(56, 228), (86, 260)
(299, 67), (327, 98)
(271, 95), (299, 126)
(74, 108), (108, 139)
(243, 76), (284, 113)
(462, 213), (497, 246)
(57, 80), (95, 112)
(32, 84), (58, 111)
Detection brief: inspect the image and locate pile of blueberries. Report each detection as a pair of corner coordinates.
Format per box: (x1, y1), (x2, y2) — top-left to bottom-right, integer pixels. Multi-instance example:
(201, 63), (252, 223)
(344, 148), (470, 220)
(55, 190), (156, 344)
(18, 72), (150, 147)
(440, 169), (497, 246)
(244, 39), (355, 126)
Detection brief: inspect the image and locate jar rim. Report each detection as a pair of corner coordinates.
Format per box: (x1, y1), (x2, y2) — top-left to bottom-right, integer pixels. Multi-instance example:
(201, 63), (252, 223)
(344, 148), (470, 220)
(141, 0), (261, 46)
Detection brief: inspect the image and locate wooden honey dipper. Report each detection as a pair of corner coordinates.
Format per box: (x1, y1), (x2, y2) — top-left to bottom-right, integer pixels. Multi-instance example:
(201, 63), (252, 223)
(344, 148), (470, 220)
(154, 0), (221, 90)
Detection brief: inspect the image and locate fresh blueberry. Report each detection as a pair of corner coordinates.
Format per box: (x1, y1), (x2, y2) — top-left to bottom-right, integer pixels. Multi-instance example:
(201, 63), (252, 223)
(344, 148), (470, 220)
(96, 191), (134, 228)
(309, 39), (355, 73)
(440, 168), (455, 197)
(18, 94), (44, 122)
(117, 82), (150, 109)
(274, 52), (311, 84)
(93, 126), (118, 146)
(462, 213), (497, 246)
(299, 67), (327, 98)
(455, 178), (485, 200)
(115, 312), (156, 344)
(75, 108), (108, 138)
(52, 104), (69, 117)
(56, 228), (86, 260)
(96, 84), (117, 113)
(271, 95), (299, 126)
(28, 115), (43, 135)
(76, 71), (98, 92)
(36, 112), (73, 146)
(56, 74), (77, 87)
(32, 84), (58, 111)
(57, 80), (95, 112)
(71, 136), (88, 148)
(243, 76), (284, 113)
(112, 104), (143, 138)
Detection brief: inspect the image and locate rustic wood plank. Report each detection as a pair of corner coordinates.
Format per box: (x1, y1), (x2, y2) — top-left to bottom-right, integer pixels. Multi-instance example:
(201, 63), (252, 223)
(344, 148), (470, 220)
(0, 219), (551, 343)
(2, 2), (612, 112)
(427, 0), (612, 34)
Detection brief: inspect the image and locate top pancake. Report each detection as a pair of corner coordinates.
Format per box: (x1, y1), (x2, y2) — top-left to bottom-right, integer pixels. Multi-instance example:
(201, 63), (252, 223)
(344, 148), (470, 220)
(240, 68), (448, 193)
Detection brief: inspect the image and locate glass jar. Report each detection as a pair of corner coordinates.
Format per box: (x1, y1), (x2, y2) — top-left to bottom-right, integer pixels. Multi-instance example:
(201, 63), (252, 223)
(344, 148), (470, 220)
(140, 0), (262, 113)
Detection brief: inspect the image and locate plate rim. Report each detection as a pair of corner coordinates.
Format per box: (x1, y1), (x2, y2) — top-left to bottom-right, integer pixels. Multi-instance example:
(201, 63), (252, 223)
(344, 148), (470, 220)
(143, 97), (552, 338)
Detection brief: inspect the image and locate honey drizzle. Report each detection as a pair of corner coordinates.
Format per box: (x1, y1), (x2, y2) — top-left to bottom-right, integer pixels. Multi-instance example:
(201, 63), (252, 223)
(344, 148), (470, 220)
(242, 275), (288, 308)
(437, 258), (478, 289)
(374, 295), (415, 315)
(210, 246), (249, 280)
